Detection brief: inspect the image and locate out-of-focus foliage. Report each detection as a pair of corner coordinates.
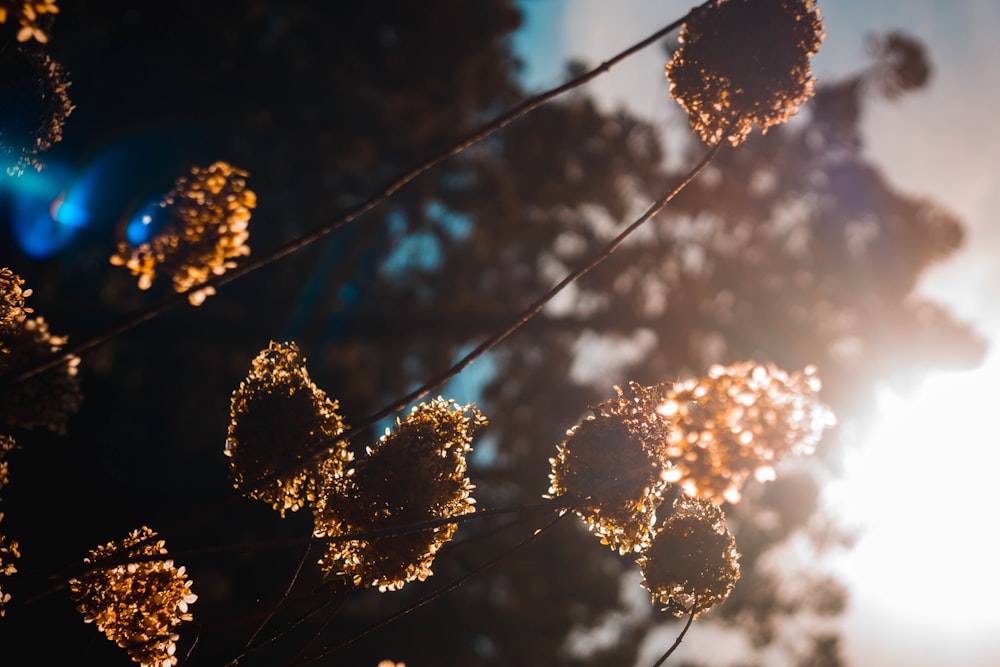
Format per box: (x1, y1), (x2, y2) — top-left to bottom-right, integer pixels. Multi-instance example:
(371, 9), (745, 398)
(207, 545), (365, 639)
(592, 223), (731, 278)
(68, 526), (197, 667)
(110, 161), (255, 305)
(639, 494), (740, 618)
(313, 398), (484, 592)
(667, 0), (824, 146)
(226, 340), (350, 516)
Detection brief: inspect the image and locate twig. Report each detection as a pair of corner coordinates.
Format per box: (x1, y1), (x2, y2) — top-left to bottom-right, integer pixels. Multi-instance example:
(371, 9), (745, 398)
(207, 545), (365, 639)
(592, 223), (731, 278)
(651, 606), (698, 667)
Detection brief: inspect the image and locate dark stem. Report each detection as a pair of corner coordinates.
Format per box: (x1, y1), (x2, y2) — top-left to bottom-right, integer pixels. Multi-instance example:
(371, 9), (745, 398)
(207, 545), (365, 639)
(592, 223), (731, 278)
(651, 606), (698, 667)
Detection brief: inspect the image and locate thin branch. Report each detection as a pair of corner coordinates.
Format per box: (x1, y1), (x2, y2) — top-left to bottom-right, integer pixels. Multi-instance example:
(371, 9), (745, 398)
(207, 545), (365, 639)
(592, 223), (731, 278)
(280, 139), (724, 485)
(651, 606), (698, 667)
(237, 537), (317, 656)
(292, 512), (567, 666)
(0, 1), (711, 391)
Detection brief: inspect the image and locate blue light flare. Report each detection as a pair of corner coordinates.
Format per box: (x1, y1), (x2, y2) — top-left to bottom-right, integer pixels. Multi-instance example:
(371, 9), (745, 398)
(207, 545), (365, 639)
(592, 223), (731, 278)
(5, 161), (89, 258)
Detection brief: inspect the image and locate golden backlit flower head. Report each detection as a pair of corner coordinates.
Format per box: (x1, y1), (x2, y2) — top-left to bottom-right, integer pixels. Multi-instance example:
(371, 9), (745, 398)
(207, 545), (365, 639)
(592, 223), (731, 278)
(666, 0), (824, 146)
(0, 315), (82, 434)
(68, 527), (198, 667)
(638, 494), (740, 617)
(0, 0), (59, 43)
(0, 267), (33, 334)
(0, 45), (72, 173)
(547, 382), (673, 554)
(657, 362), (834, 504)
(226, 341), (350, 516)
(313, 398), (484, 592)
(110, 161), (256, 305)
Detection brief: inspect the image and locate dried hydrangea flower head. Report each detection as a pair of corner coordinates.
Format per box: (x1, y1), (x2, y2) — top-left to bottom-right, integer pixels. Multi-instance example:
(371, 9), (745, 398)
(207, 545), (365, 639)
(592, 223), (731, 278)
(666, 0), (824, 146)
(548, 382), (673, 554)
(110, 161), (256, 305)
(0, 0), (59, 42)
(68, 527), (198, 667)
(0, 46), (72, 174)
(658, 362), (834, 504)
(0, 270), (81, 433)
(226, 341), (351, 516)
(638, 494), (740, 618)
(313, 398), (484, 592)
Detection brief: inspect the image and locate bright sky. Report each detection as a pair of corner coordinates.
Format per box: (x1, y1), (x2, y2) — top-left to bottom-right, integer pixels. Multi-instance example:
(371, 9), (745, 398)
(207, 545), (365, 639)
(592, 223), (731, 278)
(515, 1), (1000, 665)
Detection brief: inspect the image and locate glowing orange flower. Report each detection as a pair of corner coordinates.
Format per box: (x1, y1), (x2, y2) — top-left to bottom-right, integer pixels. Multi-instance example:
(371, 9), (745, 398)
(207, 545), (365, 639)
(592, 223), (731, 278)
(69, 527), (198, 667)
(657, 362), (834, 504)
(110, 161), (255, 305)
(314, 398), (483, 592)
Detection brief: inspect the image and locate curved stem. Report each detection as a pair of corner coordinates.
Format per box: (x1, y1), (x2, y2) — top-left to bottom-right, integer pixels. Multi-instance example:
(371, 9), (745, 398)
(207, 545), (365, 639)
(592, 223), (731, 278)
(651, 606), (698, 667)
(0, 1), (711, 392)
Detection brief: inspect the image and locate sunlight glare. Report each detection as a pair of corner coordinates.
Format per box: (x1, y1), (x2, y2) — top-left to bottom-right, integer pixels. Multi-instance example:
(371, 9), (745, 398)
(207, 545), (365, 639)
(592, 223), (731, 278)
(826, 357), (1000, 634)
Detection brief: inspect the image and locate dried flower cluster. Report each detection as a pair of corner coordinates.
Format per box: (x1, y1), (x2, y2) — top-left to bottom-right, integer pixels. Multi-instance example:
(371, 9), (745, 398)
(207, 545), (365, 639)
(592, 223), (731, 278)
(68, 527), (198, 667)
(0, 435), (18, 617)
(666, 0), (824, 146)
(548, 362), (833, 616)
(110, 161), (255, 305)
(547, 382), (673, 554)
(0, 46), (72, 173)
(313, 398), (484, 592)
(658, 362), (833, 504)
(226, 341), (351, 516)
(638, 495), (740, 617)
(0, 0), (58, 42)
(0, 268), (82, 433)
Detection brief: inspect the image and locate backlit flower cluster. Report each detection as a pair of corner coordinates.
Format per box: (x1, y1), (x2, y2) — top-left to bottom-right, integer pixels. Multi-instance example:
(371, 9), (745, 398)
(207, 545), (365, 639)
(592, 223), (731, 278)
(226, 341), (351, 516)
(68, 527), (198, 667)
(638, 494), (740, 617)
(110, 161), (256, 305)
(547, 362), (832, 616)
(313, 398), (484, 592)
(547, 382), (673, 554)
(0, 46), (73, 173)
(0, 268), (82, 434)
(658, 363), (833, 504)
(0, 0), (58, 42)
(666, 0), (824, 146)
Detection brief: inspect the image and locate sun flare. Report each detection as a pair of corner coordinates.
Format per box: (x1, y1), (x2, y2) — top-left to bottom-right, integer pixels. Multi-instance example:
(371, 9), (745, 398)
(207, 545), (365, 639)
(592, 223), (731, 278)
(827, 356), (1000, 635)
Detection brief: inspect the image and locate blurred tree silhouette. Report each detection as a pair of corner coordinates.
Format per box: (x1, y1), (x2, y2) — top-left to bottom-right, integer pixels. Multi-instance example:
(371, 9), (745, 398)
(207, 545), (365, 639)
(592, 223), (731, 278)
(0, 1), (984, 666)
